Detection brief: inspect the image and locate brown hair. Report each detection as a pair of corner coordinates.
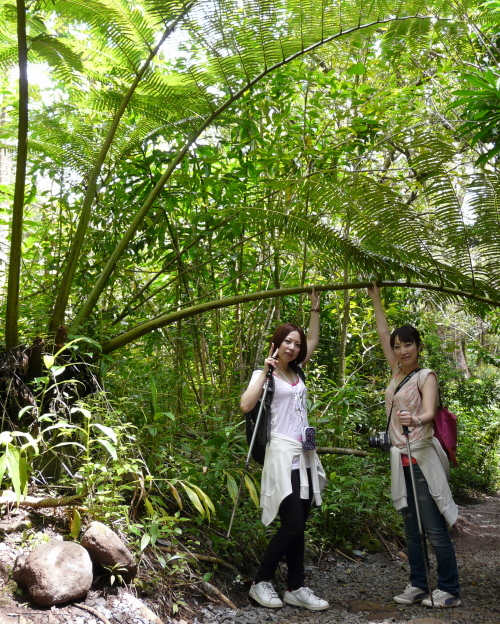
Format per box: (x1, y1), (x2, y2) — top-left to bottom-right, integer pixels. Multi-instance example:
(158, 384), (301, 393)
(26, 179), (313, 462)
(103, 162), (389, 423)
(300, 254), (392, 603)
(270, 323), (307, 366)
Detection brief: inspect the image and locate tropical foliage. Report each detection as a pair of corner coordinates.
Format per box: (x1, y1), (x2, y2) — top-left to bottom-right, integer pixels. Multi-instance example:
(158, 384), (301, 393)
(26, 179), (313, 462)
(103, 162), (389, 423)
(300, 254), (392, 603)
(1, 0), (500, 615)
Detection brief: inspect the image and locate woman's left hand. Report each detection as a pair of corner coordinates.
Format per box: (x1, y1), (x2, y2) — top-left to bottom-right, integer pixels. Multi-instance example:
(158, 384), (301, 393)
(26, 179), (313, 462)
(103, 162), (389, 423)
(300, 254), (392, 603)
(309, 287), (320, 309)
(397, 409), (415, 428)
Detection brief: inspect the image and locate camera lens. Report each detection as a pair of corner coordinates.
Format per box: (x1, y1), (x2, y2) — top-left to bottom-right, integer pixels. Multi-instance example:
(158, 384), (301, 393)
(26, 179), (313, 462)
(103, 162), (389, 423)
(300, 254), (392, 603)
(368, 435), (379, 448)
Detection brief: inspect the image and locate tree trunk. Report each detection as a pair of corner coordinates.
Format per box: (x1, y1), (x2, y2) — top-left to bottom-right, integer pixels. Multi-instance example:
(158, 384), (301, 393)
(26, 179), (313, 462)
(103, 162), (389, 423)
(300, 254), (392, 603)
(5, 0), (28, 350)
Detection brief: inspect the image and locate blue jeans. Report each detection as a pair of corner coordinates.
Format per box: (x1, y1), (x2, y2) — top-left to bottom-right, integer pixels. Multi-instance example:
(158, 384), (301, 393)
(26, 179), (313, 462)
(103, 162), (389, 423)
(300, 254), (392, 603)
(402, 463), (460, 596)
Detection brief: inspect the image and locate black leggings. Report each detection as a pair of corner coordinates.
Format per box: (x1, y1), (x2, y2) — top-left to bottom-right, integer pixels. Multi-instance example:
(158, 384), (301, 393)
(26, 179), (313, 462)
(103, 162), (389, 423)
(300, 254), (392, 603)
(255, 468), (312, 590)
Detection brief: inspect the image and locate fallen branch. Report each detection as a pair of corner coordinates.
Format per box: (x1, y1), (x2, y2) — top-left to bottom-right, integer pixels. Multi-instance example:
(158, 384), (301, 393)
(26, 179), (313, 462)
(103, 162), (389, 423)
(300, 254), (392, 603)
(0, 490), (86, 508)
(74, 604), (112, 624)
(154, 546), (240, 575)
(316, 446), (367, 457)
(201, 581), (237, 609)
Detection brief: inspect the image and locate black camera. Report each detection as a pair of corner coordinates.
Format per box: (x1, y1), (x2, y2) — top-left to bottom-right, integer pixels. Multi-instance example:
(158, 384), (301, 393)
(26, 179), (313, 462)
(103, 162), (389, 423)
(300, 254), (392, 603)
(368, 431), (392, 452)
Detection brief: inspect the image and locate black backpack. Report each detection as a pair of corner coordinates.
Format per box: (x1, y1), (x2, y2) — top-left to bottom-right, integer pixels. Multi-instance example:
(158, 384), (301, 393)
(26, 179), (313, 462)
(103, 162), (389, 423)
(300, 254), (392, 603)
(245, 366), (306, 465)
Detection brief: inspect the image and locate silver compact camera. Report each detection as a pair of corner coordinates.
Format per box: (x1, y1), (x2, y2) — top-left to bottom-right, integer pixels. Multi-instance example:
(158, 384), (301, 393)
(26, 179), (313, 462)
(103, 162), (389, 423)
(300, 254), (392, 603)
(368, 431), (392, 452)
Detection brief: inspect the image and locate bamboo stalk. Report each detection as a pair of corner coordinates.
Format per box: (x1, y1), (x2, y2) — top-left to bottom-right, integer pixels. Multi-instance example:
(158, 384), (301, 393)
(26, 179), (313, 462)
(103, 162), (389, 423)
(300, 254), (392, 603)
(0, 490), (85, 508)
(101, 280), (500, 354)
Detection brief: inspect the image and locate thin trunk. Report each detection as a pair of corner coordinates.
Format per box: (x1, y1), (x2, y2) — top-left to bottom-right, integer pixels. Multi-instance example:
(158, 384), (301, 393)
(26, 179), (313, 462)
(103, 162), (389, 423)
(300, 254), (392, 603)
(337, 220), (351, 386)
(49, 9), (192, 332)
(5, 0), (28, 350)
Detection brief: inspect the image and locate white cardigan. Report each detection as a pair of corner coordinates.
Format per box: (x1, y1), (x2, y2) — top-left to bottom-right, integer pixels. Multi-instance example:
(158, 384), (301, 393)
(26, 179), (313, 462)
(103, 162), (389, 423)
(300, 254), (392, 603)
(390, 436), (458, 526)
(260, 433), (327, 526)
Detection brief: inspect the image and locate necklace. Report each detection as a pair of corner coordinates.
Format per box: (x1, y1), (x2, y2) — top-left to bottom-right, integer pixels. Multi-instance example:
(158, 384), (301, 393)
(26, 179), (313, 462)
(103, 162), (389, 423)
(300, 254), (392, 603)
(276, 367), (296, 385)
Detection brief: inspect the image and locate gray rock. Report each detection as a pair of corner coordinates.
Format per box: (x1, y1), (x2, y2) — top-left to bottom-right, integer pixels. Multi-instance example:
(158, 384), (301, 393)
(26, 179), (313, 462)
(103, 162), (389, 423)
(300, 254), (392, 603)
(81, 521), (137, 583)
(23, 541), (93, 605)
(12, 553), (28, 587)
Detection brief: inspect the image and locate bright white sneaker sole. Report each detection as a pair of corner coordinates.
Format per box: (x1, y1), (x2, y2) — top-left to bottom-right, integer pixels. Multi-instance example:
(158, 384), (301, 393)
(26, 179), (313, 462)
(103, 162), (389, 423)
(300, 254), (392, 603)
(283, 594), (329, 611)
(249, 586), (283, 609)
(422, 597), (462, 608)
(394, 594), (428, 605)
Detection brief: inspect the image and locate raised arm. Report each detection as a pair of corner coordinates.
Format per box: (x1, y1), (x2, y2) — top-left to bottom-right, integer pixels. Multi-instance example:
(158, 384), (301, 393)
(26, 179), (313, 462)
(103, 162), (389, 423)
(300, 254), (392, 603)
(303, 288), (320, 366)
(367, 283), (398, 374)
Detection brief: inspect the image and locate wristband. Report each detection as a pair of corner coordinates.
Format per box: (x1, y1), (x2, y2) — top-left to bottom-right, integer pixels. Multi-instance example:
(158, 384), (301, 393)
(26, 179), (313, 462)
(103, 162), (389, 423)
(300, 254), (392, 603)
(310, 308), (320, 312)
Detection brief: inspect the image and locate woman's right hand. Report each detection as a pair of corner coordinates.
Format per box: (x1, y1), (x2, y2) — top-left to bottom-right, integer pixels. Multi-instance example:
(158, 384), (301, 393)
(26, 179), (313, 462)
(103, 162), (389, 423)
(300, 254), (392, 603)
(367, 281), (380, 300)
(263, 344), (278, 375)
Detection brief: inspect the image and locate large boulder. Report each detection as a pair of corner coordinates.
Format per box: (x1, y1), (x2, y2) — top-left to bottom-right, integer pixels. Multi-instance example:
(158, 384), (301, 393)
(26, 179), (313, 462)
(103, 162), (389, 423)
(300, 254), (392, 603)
(81, 521), (137, 583)
(12, 554), (28, 588)
(20, 541), (93, 605)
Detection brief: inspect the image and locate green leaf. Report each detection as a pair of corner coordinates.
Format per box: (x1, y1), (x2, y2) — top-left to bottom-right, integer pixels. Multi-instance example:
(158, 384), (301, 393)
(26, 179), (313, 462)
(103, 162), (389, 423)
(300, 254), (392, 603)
(95, 438), (117, 460)
(346, 63), (366, 76)
(180, 482), (205, 517)
(150, 521), (159, 546)
(140, 533), (151, 551)
(50, 366), (66, 377)
(244, 474), (260, 508)
(144, 497), (155, 517)
(226, 473), (238, 504)
(168, 482), (183, 509)
(43, 355), (55, 369)
(91, 423), (117, 444)
(70, 508), (81, 540)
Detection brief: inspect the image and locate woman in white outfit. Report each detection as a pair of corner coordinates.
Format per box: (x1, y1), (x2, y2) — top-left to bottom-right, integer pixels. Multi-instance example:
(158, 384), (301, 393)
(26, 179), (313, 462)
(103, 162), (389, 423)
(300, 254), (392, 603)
(240, 289), (328, 611)
(368, 283), (460, 609)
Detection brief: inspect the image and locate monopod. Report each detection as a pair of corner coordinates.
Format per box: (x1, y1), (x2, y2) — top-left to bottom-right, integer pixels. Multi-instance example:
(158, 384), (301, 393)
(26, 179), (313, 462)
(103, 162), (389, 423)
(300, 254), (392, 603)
(226, 366), (273, 538)
(402, 424), (435, 611)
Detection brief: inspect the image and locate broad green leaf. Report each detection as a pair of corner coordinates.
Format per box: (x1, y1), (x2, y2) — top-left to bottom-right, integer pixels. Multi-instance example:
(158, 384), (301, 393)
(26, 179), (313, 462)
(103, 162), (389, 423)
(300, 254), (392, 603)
(150, 521), (159, 545)
(346, 63), (366, 76)
(244, 474), (260, 508)
(71, 405), (91, 419)
(70, 508), (81, 540)
(0, 432), (13, 446)
(168, 482), (183, 509)
(180, 482), (205, 517)
(11, 432), (39, 455)
(43, 355), (55, 369)
(50, 366), (66, 377)
(0, 454), (7, 487)
(144, 497), (155, 517)
(91, 423), (117, 443)
(226, 473), (238, 505)
(140, 533), (151, 551)
(5, 447), (23, 503)
(188, 483), (215, 516)
(96, 439), (117, 460)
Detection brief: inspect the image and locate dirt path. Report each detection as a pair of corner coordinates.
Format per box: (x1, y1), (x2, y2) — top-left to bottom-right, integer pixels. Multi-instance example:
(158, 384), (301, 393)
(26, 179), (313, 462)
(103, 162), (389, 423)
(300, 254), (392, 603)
(195, 495), (500, 624)
(0, 496), (499, 624)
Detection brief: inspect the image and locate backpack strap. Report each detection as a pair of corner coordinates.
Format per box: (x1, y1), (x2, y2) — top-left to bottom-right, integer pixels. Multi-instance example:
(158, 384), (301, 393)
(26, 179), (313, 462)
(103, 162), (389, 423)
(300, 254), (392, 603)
(385, 368), (421, 434)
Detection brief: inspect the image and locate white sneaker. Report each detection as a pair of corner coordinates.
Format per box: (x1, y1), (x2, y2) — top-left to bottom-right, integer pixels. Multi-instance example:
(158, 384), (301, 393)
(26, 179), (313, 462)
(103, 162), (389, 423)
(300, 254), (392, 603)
(249, 581), (283, 608)
(422, 589), (461, 608)
(394, 584), (429, 605)
(283, 586), (329, 611)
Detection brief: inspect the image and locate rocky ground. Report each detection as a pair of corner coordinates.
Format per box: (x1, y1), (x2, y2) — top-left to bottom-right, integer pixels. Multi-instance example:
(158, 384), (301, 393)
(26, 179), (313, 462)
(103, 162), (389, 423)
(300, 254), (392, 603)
(0, 496), (499, 624)
(194, 495), (500, 624)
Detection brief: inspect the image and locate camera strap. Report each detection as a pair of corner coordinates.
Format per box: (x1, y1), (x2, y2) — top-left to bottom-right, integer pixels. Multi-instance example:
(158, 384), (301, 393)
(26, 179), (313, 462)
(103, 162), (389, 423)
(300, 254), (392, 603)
(385, 368), (421, 434)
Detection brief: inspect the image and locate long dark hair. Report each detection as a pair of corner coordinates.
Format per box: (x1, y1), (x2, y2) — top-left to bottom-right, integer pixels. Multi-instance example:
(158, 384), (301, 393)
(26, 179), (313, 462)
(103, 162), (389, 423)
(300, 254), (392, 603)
(390, 325), (422, 350)
(270, 323), (307, 367)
